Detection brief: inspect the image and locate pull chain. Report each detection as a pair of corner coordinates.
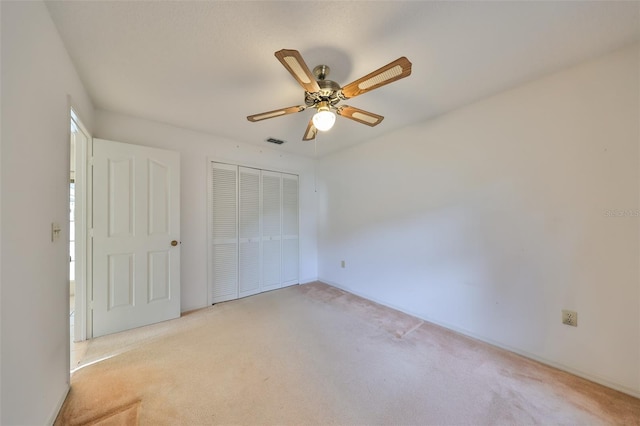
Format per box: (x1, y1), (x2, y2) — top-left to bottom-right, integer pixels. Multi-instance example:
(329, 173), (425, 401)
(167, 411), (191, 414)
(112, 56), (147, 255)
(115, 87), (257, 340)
(314, 132), (318, 192)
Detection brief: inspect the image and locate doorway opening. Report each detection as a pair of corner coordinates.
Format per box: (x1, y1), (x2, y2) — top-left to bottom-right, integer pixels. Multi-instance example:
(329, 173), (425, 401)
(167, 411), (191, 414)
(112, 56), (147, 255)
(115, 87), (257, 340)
(70, 108), (90, 369)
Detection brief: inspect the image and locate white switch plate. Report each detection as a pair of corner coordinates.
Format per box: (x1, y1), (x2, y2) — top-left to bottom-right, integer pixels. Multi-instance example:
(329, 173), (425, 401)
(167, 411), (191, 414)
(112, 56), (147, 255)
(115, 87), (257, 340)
(51, 222), (61, 242)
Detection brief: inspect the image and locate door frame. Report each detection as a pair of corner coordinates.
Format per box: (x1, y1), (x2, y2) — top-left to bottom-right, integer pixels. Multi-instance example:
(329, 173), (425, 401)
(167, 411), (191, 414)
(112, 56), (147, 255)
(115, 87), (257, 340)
(70, 107), (91, 341)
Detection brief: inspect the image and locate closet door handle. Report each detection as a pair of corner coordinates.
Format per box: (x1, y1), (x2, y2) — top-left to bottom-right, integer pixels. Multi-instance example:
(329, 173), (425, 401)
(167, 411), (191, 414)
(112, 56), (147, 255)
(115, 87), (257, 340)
(171, 240), (179, 247)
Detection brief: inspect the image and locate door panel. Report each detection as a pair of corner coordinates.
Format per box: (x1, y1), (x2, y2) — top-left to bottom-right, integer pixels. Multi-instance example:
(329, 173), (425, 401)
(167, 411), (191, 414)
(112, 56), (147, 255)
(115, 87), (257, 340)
(148, 250), (170, 302)
(239, 167), (261, 297)
(282, 174), (299, 286)
(148, 159), (169, 235)
(239, 241), (260, 295)
(108, 253), (134, 309)
(261, 171), (281, 291)
(108, 157), (134, 237)
(210, 163), (238, 303)
(93, 139), (180, 337)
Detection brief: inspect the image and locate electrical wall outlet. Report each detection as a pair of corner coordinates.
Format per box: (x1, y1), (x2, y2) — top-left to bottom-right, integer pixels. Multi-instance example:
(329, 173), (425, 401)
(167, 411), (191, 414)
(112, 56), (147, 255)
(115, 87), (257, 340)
(562, 310), (578, 327)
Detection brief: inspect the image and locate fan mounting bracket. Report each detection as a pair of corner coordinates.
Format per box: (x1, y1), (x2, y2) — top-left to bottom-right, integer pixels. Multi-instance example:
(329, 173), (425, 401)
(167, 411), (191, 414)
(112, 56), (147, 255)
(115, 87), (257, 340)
(313, 65), (330, 81)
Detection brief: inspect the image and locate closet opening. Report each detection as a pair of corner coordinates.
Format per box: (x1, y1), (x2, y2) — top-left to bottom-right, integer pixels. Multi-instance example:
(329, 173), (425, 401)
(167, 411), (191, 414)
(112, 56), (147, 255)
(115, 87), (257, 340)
(208, 162), (299, 304)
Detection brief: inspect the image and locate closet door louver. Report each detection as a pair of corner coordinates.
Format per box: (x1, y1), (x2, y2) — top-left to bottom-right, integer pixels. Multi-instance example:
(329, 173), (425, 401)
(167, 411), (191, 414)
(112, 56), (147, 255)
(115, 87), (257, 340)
(210, 163), (238, 303)
(282, 174), (299, 286)
(261, 171), (282, 291)
(209, 162), (299, 303)
(238, 167), (261, 297)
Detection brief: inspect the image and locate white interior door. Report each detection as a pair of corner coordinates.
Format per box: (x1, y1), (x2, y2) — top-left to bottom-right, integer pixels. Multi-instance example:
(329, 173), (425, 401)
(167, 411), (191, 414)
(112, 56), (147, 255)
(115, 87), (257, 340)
(92, 139), (180, 337)
(282, 173), (299, 286)
(239, 167), (261, 298)
(261, 170), (282, 292)
(209, 162), (238, 303)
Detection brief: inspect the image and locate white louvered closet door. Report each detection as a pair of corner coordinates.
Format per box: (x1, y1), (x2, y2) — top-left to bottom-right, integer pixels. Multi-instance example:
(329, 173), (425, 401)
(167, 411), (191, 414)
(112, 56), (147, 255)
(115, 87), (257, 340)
(282, 174), (299, 286)
(238, 167), (261, 298)
(210, 163), (238, 303)
(261, 170), (282, 291)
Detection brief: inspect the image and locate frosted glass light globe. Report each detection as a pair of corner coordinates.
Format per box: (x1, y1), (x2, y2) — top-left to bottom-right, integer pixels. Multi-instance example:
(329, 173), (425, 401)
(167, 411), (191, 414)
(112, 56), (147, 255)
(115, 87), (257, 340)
(312, 109), (336, 131)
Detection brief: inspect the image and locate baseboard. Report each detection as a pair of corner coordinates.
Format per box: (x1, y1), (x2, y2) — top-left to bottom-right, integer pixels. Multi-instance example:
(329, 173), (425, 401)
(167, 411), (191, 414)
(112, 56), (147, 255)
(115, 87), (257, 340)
(319, 278), (640, 400)
(47, 384), (70, 425)
(181, 302), (209, 314)
(186, 278), (319, 313)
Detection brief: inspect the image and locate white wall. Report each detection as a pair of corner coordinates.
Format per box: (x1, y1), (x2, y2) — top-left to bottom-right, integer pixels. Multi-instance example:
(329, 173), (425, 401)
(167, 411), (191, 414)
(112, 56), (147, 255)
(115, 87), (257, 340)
(0, 1), (95, 424)
(94, 110), (318, 312)
(318, 45), (640, 395)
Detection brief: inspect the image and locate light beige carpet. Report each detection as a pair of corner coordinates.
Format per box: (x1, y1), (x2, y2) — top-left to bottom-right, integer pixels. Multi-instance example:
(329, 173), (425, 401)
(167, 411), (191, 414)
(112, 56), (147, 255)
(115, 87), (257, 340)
(56, 282), (640, 425)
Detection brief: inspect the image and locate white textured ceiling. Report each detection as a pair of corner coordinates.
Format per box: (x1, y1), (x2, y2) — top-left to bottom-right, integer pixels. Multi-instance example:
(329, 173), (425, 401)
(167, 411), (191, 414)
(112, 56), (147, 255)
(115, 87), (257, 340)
(46, 1), (639, 157)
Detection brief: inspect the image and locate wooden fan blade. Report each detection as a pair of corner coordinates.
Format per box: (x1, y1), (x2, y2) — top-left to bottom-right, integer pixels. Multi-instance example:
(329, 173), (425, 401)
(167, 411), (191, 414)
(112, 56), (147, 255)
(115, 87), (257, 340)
(302, 119), (317, 141)
(340, 57), (412, 99)
(247, 106), (305, 122)
(337, 105), (384, 127)
(275, 49), (321, 93)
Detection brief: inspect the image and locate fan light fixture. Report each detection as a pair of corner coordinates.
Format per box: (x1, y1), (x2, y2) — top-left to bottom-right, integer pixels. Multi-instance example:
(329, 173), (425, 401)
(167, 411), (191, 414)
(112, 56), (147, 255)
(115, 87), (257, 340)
(247, 49), (412, 141)
(312, 102), (336, 131)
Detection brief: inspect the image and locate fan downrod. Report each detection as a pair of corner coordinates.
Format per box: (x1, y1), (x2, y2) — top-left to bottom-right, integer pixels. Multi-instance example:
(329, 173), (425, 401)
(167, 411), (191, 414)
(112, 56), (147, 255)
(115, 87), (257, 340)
(313, 65), (330, 80)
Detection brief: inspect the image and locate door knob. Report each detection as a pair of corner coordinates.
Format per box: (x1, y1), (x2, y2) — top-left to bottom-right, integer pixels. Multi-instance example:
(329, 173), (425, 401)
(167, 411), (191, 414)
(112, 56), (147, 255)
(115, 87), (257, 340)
(171, 240), (179, 247)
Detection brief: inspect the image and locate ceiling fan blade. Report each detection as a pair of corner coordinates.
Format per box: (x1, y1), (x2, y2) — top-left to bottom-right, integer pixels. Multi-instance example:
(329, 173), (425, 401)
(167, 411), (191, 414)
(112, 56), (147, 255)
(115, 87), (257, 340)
(275, 49), (321, 93)
(247, 105), (305, 122)
(302, 119), (317, 141)
(340, 57), (412, 99)
(337, 106), (384, 127)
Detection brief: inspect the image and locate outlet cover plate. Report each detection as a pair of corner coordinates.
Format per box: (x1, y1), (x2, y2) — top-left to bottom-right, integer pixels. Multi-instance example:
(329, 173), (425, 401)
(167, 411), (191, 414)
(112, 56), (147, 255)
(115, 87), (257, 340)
(562, 309), (578, 327)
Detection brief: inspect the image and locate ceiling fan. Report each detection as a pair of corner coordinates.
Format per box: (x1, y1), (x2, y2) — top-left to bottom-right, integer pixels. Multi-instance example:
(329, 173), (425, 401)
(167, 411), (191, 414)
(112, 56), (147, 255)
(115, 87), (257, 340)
(247, 49), (412, 141)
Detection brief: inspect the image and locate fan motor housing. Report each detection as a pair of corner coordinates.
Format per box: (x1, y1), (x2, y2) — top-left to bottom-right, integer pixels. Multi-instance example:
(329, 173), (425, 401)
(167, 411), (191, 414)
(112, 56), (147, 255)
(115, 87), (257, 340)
(305, 67), (341, 107)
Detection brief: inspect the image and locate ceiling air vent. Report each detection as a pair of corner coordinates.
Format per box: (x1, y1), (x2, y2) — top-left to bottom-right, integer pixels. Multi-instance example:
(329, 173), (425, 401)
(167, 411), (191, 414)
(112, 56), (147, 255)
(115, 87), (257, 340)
(266, 137), (285, 145)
